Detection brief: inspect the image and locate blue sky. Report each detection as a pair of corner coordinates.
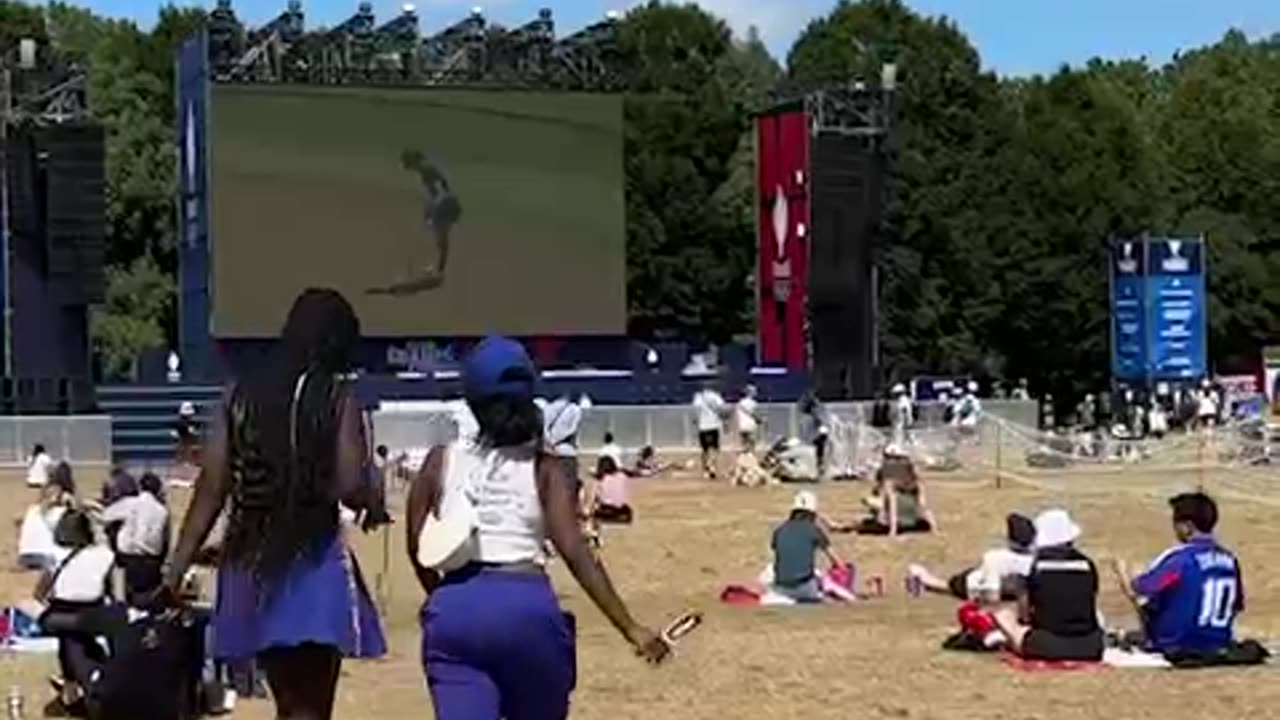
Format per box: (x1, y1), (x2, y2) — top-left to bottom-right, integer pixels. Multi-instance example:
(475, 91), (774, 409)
(78, 0), (1280, 76)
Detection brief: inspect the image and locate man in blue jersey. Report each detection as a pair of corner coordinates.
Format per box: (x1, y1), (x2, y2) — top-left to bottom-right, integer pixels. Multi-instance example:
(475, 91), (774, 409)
(1114, 492), (1244, 655)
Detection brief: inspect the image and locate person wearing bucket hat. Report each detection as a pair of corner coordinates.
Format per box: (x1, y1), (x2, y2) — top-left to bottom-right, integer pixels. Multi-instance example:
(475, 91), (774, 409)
(993, 509), (1104, 661)
(407, 336), (669, 720)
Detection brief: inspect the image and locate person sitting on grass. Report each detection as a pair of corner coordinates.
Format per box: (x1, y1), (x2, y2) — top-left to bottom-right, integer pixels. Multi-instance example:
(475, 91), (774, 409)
(854, 447), (936, 535)
(906, 513), (1035, 601)
(631, 445), (669, 477)
(760, 492), (853, 605)
(992, 509), (1104, 661)
(591, 455), (634, 525)
(1111, 492), (1244, 658)
(16, 482), (72, 571)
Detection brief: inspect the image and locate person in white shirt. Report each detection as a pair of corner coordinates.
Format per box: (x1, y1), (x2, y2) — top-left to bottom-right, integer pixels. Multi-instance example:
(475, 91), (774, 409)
(957, 382), (983, 434)
(1147, 400), (1169, 439)
(599, 432), (623, 468)
(906, 513), (1035, 601)
(26, 443), (53, 488)
(691, 384), (726, 479)
(890, 383), (914, 446)
(1196, 381), (1220, 429)
(735, 385), (761, 453)
(100, 472), (170, 605)
(16, 483), (71, 570)
(34, 508), (118, 712)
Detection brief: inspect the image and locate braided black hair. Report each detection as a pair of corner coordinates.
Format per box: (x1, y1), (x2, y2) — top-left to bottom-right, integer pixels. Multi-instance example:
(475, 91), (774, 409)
(222, 288), (361, 592)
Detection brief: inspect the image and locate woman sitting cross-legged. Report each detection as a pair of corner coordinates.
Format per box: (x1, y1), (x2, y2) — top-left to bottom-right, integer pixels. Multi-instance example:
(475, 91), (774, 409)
(590, 455), (634, 524)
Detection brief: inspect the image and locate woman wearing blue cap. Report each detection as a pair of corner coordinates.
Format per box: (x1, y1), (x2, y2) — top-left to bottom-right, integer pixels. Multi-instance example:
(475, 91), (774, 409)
(407, 336), (669, 720)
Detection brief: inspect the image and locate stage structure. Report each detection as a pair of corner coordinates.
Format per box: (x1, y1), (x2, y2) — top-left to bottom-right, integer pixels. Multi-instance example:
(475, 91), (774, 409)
(755, 66), (897, 400)
(177, 3), (634, 382)
(0, 39), (105, 412)
(202, 0), (624, 89)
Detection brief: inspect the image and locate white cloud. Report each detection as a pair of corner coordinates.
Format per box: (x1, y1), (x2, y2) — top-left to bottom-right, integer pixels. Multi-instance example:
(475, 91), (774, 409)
(688, 0), (815, 52)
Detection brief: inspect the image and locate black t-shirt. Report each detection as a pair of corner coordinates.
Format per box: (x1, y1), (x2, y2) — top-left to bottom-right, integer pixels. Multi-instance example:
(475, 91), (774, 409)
(1027, 545), (1100, 637)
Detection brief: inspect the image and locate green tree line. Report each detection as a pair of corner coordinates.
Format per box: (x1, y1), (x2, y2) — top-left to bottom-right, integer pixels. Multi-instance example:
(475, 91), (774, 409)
(2, 0), (1277, 401)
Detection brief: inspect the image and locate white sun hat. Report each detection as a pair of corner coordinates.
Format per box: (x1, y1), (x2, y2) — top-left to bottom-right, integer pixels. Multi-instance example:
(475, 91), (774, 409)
(1033, 508), (1081, 548)
(792, 490), (818, 513)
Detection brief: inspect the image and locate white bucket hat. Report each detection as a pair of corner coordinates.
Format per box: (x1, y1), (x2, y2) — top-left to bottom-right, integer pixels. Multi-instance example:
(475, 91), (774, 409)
(792, 490), (818, 513)
(1033, 508), (1081, 548)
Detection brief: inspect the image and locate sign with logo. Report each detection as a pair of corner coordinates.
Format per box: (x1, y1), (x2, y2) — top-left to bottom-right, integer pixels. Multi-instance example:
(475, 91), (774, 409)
(1108, 236), (1208, 383)
(1109, 237), (1148, 381)
(1147, 237), (1206, 380)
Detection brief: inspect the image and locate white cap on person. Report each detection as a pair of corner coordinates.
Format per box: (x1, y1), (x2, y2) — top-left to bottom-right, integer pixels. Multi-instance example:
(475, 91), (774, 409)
(179, 401), (196, 417)
(792, 490), (818, 513)
(891, 383), (906, 395)
(883, 443), (907, 458)
(1033, 508), (1081, 548)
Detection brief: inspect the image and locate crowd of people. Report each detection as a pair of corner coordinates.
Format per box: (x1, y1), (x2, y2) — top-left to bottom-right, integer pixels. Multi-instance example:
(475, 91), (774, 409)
(6, 287), (1269, 720)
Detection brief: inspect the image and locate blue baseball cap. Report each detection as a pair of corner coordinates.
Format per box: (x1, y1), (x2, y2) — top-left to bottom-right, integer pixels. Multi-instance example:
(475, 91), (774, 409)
(463, 336), (536, 400)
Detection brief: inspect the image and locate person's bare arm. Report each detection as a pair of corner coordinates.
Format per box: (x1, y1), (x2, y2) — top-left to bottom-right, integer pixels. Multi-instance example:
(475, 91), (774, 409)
(887, 490), (899, 537)
(537, 453), (667, 662)
(33, 568), (54, 602)
(163, 395), (234, 593)
(334, 390), (369, 509)
(405, 447), (444, 596)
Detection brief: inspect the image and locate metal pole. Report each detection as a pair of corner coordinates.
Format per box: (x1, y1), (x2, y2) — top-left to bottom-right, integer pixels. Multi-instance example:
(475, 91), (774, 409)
(994, 418), (1003, 489)
(0, 68), (12, 378)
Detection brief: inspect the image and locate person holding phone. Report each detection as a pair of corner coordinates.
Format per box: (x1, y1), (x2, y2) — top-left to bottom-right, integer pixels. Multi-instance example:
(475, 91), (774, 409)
(407, 336), (668, 720)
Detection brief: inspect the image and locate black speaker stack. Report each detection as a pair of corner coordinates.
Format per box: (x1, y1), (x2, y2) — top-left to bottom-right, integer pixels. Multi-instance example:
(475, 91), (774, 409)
(807, 133), (883, 400)
(1, 122), (106, 413)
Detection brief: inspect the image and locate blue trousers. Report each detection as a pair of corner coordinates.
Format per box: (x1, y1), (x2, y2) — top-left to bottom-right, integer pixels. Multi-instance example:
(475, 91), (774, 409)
(422, 567), (576, 720)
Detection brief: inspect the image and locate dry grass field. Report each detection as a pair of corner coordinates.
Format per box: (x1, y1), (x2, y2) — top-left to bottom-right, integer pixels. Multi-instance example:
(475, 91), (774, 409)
(4, 463), (1280, 719)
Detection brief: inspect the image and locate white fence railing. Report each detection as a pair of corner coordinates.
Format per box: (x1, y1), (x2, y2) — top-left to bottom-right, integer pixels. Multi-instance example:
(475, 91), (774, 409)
(0, 415), (113, 468)
(371, 400), (1039, 457)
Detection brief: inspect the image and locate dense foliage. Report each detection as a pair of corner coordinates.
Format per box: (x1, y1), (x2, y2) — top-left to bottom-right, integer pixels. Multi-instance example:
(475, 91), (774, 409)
(4, 0), (1278, 396)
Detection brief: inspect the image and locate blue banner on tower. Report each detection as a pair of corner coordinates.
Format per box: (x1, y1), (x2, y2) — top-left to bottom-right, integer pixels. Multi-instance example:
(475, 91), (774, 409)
(1146, 236), (1207, 380)
(1109, 237), (1148, 381)
(177, 31), (213, 380)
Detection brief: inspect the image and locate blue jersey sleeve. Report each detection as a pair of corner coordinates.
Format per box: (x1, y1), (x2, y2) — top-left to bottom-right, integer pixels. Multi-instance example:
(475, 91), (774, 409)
(1132, 547), (1184, 599)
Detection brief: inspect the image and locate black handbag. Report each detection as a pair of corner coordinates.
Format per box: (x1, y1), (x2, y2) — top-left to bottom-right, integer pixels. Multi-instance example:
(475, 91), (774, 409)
(89, 610), (206, 720)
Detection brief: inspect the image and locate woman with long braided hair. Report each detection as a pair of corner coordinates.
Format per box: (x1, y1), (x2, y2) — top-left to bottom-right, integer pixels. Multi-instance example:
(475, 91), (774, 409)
(161, 288), (386, 720)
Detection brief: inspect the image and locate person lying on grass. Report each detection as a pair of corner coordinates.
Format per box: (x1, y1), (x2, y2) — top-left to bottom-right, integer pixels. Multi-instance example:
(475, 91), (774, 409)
(907, 513), (1035, 601)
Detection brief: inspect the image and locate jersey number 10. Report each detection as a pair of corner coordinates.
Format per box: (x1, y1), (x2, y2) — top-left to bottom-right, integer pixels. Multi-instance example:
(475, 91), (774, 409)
(1198, 577), (1237, 629)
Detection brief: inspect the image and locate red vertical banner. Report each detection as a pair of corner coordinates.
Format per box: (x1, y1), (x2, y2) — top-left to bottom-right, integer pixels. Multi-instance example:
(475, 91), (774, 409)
(756, 107), (809, 370)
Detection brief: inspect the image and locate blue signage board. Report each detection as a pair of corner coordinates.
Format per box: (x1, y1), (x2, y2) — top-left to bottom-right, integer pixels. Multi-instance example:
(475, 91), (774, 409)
(1146, 236), (1207, 380)
(1109, 237), (1148, 381)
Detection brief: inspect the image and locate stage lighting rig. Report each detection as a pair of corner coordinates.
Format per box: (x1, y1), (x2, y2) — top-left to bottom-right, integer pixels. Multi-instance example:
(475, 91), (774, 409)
(223, 0), (305, 82)
(1, 41), (91, 127)
(422, 7), (487, 83)
(549, 11), (623, 90)
(369, 4), (421, 79)
(483, 9), (555, 86)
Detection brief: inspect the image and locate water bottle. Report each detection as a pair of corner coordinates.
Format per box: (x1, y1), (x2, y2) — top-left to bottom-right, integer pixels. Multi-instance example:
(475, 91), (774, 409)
(7, 685), (23, 720)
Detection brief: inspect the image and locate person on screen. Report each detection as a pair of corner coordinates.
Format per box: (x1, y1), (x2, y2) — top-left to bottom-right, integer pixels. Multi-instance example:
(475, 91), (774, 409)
(403, 149), (461, 278)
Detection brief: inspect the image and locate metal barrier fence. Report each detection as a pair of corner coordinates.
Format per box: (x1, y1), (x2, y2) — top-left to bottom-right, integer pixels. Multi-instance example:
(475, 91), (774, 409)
(0, 415), (113, 468)
(371, 400), (1039, 456)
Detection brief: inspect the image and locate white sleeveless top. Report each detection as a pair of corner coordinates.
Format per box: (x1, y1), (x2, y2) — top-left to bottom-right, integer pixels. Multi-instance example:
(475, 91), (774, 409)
(445, 440), (546, 565)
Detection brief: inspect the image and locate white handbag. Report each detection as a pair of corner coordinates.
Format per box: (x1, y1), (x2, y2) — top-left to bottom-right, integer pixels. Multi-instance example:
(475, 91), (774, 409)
(415, 445), (479, 574)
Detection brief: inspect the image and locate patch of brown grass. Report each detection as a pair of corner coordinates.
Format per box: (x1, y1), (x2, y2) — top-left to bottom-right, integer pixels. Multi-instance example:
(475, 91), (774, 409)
(4, 466), (1280, 719)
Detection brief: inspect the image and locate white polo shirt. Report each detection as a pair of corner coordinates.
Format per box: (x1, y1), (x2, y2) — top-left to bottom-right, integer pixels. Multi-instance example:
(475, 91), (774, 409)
(101, 493), (169, 557)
